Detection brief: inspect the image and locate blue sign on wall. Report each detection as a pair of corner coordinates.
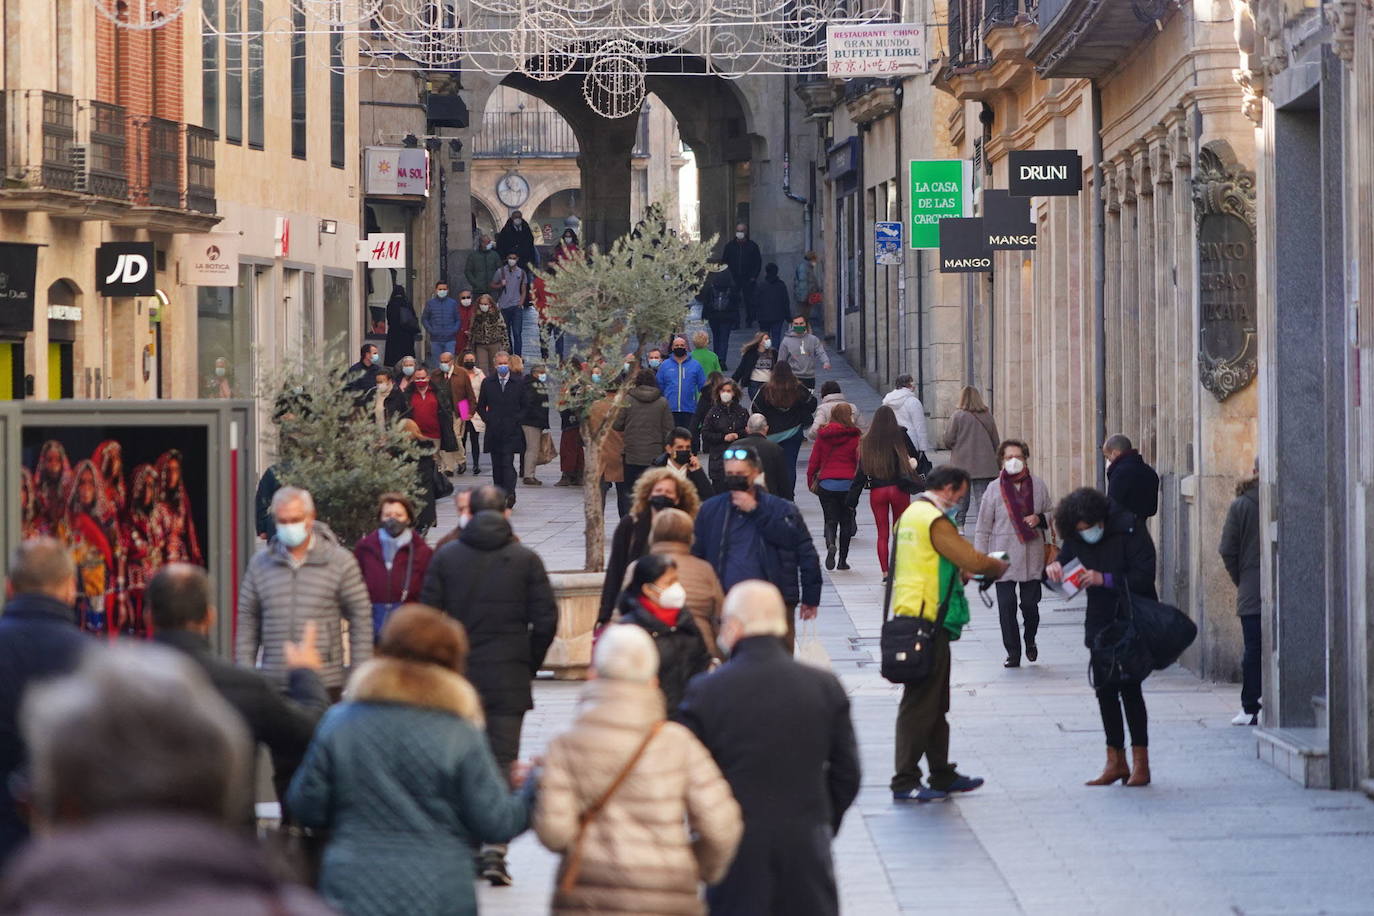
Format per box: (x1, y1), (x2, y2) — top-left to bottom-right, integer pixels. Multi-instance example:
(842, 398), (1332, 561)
(875, 221), (903, 265)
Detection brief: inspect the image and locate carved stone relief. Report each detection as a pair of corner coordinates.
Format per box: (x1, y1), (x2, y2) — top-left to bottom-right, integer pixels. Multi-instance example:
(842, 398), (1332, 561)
(1192, 143), (1259, 401)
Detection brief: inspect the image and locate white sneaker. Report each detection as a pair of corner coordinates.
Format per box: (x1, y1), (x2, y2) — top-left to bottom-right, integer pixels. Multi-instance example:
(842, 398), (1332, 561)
(1231, 710), (1258, 726)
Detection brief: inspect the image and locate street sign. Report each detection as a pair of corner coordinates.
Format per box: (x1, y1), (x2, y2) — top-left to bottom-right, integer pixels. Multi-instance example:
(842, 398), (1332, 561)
(910, 159), (972, 249)
(826, 23), (928, 78)
(875, 221), (903, 265)
(938, 218), (992, 273)
(1007, 149), (1083, 196)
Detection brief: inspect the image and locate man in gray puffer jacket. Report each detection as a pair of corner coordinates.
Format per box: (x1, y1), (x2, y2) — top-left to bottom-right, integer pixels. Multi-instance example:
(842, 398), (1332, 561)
(235, 487), (372, 692)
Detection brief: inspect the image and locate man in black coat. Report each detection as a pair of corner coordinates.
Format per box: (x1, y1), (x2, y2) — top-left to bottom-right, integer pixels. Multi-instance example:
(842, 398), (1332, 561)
(0, 539), (89, 867)
(419, 485), (558, 885)
(495, 211), (539, 273)
(678, 581), (859, 916)
(650, 427), (715, 502)
(477, 351), (526, 507)
(738, 413), (791, 499)
(147, 564), (328, 804)
(343, 342), (383, 398)
(1219, 463), (1262, 725)
(721, 222), (763, 323)
(1102, 434), (1160, 521)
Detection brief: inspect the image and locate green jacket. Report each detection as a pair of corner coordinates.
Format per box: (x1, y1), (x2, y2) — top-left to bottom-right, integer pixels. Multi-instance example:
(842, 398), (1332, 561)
(463, 248), (502, 296)
(691, 347), (723, 377)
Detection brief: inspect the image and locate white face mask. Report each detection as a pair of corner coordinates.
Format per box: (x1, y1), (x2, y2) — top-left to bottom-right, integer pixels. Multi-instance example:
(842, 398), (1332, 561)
(1003, 457), (1025, 476)
(719, 391), (734, 404)
(485, 241), (496, 250)
(735, 231), (745, 240)
(656, 582), (687, 610)
(460, 297), (472, 305)
(480, 303), (491, 312)
(762, 337), (772, 349)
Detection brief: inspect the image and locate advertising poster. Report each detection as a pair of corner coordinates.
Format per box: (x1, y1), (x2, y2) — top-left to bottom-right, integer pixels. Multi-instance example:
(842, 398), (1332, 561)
(21, 426), (209, 639)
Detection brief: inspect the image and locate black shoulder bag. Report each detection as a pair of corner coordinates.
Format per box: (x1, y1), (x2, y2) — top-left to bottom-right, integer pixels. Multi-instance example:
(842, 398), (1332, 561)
(1087, 583), (1155, 689)
(879, 521), (957, 685)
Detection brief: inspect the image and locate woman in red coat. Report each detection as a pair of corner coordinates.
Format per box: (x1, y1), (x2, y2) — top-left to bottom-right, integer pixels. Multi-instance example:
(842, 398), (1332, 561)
(806, 402), (861, 570)
(353, 492), (433, 642)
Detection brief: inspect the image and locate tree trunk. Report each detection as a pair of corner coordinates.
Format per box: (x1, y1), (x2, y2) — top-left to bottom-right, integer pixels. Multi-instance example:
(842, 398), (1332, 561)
(582, 434), (606, 572)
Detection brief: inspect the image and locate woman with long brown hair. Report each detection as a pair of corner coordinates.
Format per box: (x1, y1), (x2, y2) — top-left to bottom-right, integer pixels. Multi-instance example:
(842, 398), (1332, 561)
(731, 330), (776, 399)
(751, 362), (816, 499)
(847, 404), (921, 578)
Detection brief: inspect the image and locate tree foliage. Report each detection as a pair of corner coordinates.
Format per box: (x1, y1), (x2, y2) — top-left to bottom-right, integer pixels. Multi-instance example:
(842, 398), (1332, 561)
(538, 208), (716, 570)
(261, 342), (428, 546)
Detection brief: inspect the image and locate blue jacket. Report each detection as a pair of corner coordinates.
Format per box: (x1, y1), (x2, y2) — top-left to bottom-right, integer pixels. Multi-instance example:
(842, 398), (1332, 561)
(422, 295), (463, 341)
(287, 658), (530, 916)
(657, 356), (707, 414)
(0, 594), (88, 866)
(692, 490), (822, 607)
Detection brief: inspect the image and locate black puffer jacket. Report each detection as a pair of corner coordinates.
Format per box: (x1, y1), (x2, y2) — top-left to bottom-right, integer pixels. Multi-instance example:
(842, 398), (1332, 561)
(1055, 503), (1158, 648)
(419, 510), (558, 715)
(615, 593), (712, 712)
(1106, 451), (1160, 521)
(699, 401), (750, 481)
(519, 375), (550, 429)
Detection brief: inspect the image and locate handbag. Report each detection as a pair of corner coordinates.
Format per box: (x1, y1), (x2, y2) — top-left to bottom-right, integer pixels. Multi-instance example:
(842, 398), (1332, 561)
(1124, 588), (1198, 670)
(806, 290), (823, 306)
(1087, 587), (1154, 689)
(879, 522), (958, 685)
(795, 618), (830, 670)
(559, 721), (666, 894)
(431, 462), (455, 498)
(1043, 535), (1058, 568)
(537, 429), (558, 466)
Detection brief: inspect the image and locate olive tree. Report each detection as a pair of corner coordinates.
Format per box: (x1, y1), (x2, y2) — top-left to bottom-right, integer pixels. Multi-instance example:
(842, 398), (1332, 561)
(538, 210), (715, 570)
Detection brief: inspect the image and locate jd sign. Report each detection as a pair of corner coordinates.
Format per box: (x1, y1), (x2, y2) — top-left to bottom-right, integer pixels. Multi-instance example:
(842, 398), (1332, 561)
(96, 242), (157, 297)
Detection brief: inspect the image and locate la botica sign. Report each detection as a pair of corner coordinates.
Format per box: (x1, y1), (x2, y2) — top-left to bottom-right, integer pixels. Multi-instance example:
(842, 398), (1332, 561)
(826, 23), (928, 78)
(186, 234), (239, 287)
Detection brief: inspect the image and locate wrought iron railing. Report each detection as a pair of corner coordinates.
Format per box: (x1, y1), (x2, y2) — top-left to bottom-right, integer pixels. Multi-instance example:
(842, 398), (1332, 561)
(947, 0), (1038, 68)
(471, 110), (578, 157)
(145, 117), (181, 208)
(185, 124), (217, 214)
(87, 101), (129, 200)
(40, 91), (77, 191)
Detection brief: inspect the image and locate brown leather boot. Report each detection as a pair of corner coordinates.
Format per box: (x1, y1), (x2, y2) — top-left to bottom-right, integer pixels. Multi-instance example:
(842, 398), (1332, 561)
(1126, 747), (1151, 786)
(1085, 746), (1130, 786)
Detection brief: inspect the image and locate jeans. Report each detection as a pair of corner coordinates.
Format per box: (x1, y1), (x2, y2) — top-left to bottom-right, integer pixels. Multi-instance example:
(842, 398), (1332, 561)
(870, 485), (911, 574)
(891, 629), (956, 792)
(709, 319), (734, 367)
(501, 306), (523, 357)
(955, 476), (994, 530)
(777, 432), (803, 500)
(996, 580), (1042, 662)
(600, 479), (631, 518)
(1097, 681), (1148, 749)
(816, 487), (856, 554)
(1241, 614), (1262, 715)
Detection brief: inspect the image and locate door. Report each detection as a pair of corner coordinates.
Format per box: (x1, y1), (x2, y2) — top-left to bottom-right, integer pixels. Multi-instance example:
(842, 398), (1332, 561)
(47, 342), (73, 399)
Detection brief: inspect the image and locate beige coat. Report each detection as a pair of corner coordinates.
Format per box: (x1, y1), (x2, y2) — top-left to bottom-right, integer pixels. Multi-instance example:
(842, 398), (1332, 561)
(623, 540), (725, 659)
(972, 473), (1052, 583)
(940, 408), (1001, 479)
(535, 679), (742, 915)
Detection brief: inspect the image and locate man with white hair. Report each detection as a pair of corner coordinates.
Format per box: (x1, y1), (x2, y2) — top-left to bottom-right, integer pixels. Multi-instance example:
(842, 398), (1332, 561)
(236, 486), (372, 695)
(677, 580), (859, 916)
(534, 625), (742, 913)
(0, 644), (332, 914)
(735, 413), (788, 498)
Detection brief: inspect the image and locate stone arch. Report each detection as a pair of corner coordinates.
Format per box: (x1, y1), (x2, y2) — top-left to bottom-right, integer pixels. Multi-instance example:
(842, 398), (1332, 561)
(470, 193), (502, 237)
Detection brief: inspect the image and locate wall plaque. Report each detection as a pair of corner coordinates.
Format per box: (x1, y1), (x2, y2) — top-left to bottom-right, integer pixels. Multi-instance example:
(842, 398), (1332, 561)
(1193, 144), (1257, 402)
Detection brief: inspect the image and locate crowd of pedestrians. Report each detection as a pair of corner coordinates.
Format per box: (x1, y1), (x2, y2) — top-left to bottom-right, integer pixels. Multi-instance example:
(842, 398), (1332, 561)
(0, 234), (1266, 914)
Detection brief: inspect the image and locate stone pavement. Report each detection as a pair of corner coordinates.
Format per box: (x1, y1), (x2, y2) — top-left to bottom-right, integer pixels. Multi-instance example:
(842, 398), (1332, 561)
(432, 330), (1374, 916)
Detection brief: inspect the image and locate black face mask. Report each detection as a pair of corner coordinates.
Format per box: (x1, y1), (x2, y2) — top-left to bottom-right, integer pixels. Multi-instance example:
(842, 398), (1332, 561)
(723, 474), (752, 492)
(381, 518), (408, 538)
(648, 494), (676, 511)
(673, 347), (688, 357)
(673, 449), (692, 465)
(462, 361), (476, 369)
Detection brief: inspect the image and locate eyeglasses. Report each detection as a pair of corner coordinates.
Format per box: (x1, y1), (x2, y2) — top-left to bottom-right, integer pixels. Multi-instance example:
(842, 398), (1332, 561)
(722, 448), (753, 461)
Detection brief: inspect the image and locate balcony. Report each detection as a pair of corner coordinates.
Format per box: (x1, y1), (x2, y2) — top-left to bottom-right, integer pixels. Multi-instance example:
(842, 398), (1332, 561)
(843, 77), (900, 125)
(471, 108), (651, 158)
(936, 0), (1040, 102)
(0, 90), (219, 230)
(1028, 0), (1174, 78)
(794, 73), (841, 122)
(947, 0), (1039, 69)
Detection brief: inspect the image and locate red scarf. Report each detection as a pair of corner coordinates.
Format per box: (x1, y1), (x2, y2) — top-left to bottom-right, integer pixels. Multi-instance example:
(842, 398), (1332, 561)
(639, 596), (679, 628)
(999, 470), (1038, 543)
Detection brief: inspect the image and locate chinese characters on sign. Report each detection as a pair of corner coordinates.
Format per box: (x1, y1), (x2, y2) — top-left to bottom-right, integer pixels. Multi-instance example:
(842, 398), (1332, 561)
(364, 148), (431, 197)
(826, 24), (928, 78)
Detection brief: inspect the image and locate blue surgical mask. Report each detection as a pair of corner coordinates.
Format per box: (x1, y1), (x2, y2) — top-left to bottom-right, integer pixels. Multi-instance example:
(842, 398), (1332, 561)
(1080, 524), (1104, 544)
(591, 372), (603, 384)
(276, 521), (308, 548)
(402, 365), (415, 377)
(497, 365), (510, 377)
(648, 358), (662, 369)
(537, 373), (548, 383)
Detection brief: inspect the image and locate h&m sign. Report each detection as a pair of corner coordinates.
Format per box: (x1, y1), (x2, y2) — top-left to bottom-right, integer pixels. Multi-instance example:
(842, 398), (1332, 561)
(96, 242), (156, 297)
(1007, 150), (1083, 197)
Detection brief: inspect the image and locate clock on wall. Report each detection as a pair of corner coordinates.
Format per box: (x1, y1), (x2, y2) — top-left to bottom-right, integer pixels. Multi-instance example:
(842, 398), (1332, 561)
(496, 172), (530, 208)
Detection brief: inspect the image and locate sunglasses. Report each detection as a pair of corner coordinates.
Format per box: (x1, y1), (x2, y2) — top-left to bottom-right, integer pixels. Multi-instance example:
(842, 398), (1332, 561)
(722, 448), (753, 461)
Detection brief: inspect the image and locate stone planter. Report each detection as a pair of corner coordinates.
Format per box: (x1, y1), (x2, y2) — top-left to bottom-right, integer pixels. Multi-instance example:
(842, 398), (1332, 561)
(543, 571), (604, 680)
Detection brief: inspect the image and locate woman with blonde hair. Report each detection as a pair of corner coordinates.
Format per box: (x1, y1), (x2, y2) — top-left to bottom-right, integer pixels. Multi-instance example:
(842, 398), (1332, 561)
(289, 605), (530, 915)
(941, 385), (1000, 529)
(597, 467), (701, 629)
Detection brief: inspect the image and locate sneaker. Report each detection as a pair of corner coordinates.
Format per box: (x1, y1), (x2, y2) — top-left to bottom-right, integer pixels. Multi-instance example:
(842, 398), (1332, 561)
(941, 774), (985, 794)
(1231, 710), (1259, 726)
(480, 851), (513, 887)
(892, 786), (948, 802)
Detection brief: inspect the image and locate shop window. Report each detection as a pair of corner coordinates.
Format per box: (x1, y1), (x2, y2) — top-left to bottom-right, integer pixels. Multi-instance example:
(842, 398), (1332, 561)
(197, 265), (253, 398)
(323, 274), (351, 366)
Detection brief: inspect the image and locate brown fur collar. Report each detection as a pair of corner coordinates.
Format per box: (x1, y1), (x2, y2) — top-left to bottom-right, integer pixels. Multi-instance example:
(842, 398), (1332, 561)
(345, 657), (485, 727)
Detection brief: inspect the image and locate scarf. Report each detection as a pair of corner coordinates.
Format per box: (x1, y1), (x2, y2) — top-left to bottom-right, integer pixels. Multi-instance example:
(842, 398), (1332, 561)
(999, 471), (1038, 543)
(639, 595), (680, 629)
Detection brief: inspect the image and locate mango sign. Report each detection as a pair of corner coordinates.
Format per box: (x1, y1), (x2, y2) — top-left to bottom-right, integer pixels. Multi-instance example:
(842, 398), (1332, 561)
(826, 24), (928, 78)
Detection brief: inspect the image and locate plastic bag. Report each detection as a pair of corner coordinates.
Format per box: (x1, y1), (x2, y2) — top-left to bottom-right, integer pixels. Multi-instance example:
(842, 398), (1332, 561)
(795, 619), (830, 670)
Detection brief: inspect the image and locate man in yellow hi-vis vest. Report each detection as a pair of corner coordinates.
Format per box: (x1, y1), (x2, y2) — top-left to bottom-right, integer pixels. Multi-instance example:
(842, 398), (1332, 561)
(889, 466), (1008, 802)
